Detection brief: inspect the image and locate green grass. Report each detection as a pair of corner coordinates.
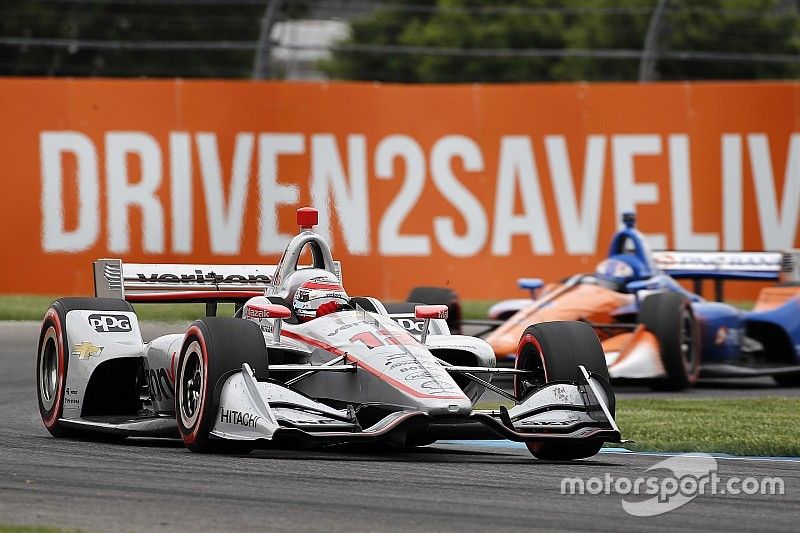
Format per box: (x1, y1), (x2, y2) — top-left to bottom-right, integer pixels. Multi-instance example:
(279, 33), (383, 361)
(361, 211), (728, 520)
(615, 397), (800, 456)
(0, 294), (235, 322)
(460, 300), (495, 319)
(0, 292), (757, 322)
(0, 295), (492, 321)
(0, 527), (80, 533)
(479, 397), (800, 457)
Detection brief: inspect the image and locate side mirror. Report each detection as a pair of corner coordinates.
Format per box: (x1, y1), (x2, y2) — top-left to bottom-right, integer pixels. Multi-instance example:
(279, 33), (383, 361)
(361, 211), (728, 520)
(415, 305), (448, 344)
(247, 304), (291, 343)
(517, 278), (544, 299)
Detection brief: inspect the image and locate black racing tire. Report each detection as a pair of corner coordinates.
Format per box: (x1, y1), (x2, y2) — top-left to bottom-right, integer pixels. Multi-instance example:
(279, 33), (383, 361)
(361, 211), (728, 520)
(639, 292), (700, 391)
(407, 286), (462, 334)
(176, 317), (268, 454)
(36, 297), (134, 438)
(773, 372), (800, 387)
(514, 321), (614, 461)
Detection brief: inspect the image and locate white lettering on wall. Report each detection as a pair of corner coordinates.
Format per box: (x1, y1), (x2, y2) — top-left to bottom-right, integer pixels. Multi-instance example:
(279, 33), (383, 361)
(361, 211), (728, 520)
(38, 130), (800, 260)
(257, 133), (303, 254)
(612, 134), (666, 250)
(747, 133), (800, 249)
(491, 136), (554, 256)
(375, 134), (430, 256)
(545, 134), (606, 255)
(722, 134), (743, 251)
(106, 131), (164, 253)
(40, 131), (99, 252)
(430, 135), (488, 257)
(669, 134), (719, 250)
(196, 132), (254, 255)
(311, 134), (370, 254)
(169, 132), (192, 254)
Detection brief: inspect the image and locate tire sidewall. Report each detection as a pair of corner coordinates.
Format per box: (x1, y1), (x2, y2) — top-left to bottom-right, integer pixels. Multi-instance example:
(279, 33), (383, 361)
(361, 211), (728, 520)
(174, 318), (268, 452)
(641, 292), (700, 389)
(37, 307), (67, 434)
(176, 324), (212, 450)
(514, 321), (612, 460)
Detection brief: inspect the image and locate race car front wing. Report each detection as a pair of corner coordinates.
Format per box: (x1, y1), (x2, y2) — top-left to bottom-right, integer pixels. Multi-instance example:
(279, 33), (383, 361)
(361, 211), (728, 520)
(209, 364), (621, 447)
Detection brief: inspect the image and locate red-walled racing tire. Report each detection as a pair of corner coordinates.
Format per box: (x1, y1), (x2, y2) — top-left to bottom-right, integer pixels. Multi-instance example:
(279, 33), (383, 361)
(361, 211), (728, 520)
(176, 317), (268, 454)
(514, 321), (614, 461)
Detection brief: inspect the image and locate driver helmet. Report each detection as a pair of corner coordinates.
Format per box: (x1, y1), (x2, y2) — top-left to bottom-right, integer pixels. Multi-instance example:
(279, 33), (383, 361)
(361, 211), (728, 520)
(595, 257), (636, 284)
(291, 272), (349, 322)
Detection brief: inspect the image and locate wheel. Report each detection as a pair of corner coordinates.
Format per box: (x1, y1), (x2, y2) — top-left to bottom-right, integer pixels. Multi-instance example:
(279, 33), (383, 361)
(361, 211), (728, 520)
(514, 321), (614, 461)
(176, 317), (268, 453)
(36, 297), (134, 437)
(639, 292), (700, 390)
(406, 287), (462, 334)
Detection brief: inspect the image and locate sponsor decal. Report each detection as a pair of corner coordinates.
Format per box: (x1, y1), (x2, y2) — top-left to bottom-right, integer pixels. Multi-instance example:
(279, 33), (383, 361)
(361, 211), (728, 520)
(349, 328), (417, 350)
(383, 351), (460, 395)
(521, 417), (580, 426)
(72, 341), (103, 360)
(246, 307), (270, 320)
(654, 252), (783, 272)
(327, 322), (359, 337)
(219, 408), (260, 428)
(148, 368), (175, 402)
(552, 385), (569, 403)
(65, 387), (80, 406)
(714, 326), (743, 346)
(88, 314), (131, 333)
(397, 318), (425, 333)
(136, 271), (271, 285)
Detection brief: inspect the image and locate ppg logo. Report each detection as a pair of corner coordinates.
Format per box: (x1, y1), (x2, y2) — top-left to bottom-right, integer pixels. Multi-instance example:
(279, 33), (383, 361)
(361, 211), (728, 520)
(397, 318), (424, 332)
(88, 314), (132, 333)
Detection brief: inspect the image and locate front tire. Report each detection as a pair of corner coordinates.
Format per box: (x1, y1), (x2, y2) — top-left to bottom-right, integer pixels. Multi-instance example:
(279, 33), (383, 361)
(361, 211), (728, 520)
(514, 321), (614, 461)
(176, 317), (268, 453)
(640, 292), (700, 390)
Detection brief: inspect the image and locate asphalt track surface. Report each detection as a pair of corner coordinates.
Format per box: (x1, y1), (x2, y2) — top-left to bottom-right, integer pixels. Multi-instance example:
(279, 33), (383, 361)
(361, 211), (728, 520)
(3, 322), (800, 531)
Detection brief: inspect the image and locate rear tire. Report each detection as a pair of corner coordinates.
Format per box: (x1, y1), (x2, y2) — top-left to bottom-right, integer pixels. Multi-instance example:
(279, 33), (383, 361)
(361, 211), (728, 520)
(640, 292), (700, 390)
(176, 317), (268, 454)
(36, 298), (134, 438)
(514, 321), (614, 461)
(407, 287), (462, 334)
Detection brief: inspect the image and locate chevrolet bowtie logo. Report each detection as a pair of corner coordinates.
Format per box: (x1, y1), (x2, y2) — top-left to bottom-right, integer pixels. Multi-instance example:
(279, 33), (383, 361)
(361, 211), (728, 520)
(72, 342), (103, 360)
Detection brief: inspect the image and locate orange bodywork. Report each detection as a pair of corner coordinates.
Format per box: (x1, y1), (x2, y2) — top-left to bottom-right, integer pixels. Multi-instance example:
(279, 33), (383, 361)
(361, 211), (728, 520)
(753, 285), (800, 312)
(485, 283), (634, 355)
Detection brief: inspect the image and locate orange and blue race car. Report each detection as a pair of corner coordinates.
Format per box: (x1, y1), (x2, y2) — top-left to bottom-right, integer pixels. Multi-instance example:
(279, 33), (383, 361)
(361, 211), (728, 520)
(409, 213), (800, 390)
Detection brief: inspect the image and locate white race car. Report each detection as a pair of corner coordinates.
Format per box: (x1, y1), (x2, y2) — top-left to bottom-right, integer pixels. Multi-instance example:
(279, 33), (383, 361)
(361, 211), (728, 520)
(36, 208), (620, 460)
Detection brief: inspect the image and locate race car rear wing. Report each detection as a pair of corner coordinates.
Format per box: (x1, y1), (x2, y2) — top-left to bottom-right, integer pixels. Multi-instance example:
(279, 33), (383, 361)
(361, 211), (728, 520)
(652, 250), (800, 300)
(93, 258), (276, 312)
(94, 258), (340, 314)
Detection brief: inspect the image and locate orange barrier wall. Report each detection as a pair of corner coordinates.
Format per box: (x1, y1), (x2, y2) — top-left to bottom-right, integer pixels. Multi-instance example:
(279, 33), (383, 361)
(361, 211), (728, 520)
(1, 78), (798, 299)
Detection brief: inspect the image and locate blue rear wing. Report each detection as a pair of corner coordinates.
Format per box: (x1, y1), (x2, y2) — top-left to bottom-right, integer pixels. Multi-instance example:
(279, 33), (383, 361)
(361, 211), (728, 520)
(652, 251), (799, 301)
(653, 251), (788, 280)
